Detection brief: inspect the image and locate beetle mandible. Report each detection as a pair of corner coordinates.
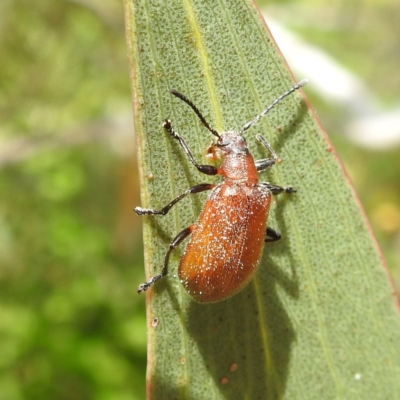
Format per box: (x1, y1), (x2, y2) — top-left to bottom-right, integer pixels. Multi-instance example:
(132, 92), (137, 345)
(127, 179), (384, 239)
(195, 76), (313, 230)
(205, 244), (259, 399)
(135, 79), (307, 303)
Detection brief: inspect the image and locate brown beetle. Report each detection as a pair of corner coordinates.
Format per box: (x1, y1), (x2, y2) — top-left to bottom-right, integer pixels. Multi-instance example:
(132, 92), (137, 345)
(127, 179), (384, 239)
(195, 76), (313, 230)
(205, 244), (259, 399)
(135, 80), (307, 302)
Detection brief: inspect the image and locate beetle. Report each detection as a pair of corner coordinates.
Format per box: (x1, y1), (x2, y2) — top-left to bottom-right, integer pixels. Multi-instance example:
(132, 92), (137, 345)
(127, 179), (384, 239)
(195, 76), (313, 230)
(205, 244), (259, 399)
(135, 79), (307, 303)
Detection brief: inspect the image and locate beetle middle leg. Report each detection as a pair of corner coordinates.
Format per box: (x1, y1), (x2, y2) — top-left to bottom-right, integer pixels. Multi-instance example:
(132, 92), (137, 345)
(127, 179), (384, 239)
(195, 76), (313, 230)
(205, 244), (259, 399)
(135, 183), (214, 215)
(138, 225), (194, 293)
(261, 183), (296, 195)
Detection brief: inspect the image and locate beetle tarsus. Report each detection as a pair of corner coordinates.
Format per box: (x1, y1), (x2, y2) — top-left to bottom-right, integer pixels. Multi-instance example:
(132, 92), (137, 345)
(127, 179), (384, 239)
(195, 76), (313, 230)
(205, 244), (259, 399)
(137, 274), (163, 293)
(260, 183), (297, 195)
(162, 119), (175, 137)
(134, 206), (164, 215)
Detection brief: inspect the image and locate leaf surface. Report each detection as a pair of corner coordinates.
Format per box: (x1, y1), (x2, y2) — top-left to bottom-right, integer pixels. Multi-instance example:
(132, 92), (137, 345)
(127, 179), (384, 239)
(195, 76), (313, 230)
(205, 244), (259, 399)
(124, 0), (400, 398)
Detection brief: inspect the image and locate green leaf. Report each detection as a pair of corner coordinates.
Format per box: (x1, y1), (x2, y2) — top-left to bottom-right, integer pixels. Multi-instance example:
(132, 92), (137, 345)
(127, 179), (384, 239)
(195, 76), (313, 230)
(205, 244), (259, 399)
(124, 0), (400, 398)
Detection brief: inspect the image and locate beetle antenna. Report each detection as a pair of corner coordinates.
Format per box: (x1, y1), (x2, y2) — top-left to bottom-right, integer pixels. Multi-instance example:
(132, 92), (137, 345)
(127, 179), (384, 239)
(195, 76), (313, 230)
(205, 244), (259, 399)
(170, 89), (221, 139)
(240, 79), (308, 134)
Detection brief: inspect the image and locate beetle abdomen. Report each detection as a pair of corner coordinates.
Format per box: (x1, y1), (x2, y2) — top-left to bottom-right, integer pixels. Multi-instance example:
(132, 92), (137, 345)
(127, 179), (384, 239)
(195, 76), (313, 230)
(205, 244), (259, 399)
(179, 183), (271, 302)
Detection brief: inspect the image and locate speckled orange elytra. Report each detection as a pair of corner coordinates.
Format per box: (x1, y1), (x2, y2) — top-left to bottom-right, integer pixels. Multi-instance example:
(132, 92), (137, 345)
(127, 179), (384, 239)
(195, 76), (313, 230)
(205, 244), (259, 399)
(135, 80), (307, 303)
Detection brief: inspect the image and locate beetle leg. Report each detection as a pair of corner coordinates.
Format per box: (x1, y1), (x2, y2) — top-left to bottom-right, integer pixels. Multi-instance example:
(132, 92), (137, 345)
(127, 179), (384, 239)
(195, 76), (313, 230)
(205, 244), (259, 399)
(255, 134), (278, 172)
(163, 119), (218, 176)
(135, 183), (214, 216)
(265, 226), (281, 242)
(255, 158), (276, 172)
(260, 182), (296, 195)
(138, 225), (193, 293)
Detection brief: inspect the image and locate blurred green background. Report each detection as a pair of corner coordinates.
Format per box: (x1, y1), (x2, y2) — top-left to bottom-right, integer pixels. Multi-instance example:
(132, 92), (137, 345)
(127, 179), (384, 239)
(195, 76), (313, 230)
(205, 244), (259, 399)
(1, 0), (399, 399)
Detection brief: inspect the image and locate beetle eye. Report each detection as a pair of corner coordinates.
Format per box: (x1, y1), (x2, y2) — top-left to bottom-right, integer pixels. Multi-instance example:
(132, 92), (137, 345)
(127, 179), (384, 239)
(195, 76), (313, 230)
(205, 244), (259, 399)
(217, 139), (230, 147)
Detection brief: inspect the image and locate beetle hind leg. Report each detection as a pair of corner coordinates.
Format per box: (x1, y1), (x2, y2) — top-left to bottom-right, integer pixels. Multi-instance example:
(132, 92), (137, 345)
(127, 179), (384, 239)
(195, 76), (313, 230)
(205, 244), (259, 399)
(138, 225), (194, 294)
(264, 226), (281, 243)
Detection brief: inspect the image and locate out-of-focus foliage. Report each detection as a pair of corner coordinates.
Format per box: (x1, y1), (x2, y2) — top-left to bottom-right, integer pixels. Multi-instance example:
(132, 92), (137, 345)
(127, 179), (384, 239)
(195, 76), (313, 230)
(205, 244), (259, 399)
(0, 1), (146, 399)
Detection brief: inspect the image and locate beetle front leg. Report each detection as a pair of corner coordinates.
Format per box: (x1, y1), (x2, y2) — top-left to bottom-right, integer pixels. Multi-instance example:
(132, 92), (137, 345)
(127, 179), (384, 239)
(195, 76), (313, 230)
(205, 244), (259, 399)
(163, 119), (218, 176)
(138, 225), (194, 293)
(255, 134), (278, 172)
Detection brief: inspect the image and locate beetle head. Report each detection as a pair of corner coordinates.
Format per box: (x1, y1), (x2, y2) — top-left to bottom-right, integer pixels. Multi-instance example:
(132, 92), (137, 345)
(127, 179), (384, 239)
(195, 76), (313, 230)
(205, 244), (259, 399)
(216, 131), (248, 155)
